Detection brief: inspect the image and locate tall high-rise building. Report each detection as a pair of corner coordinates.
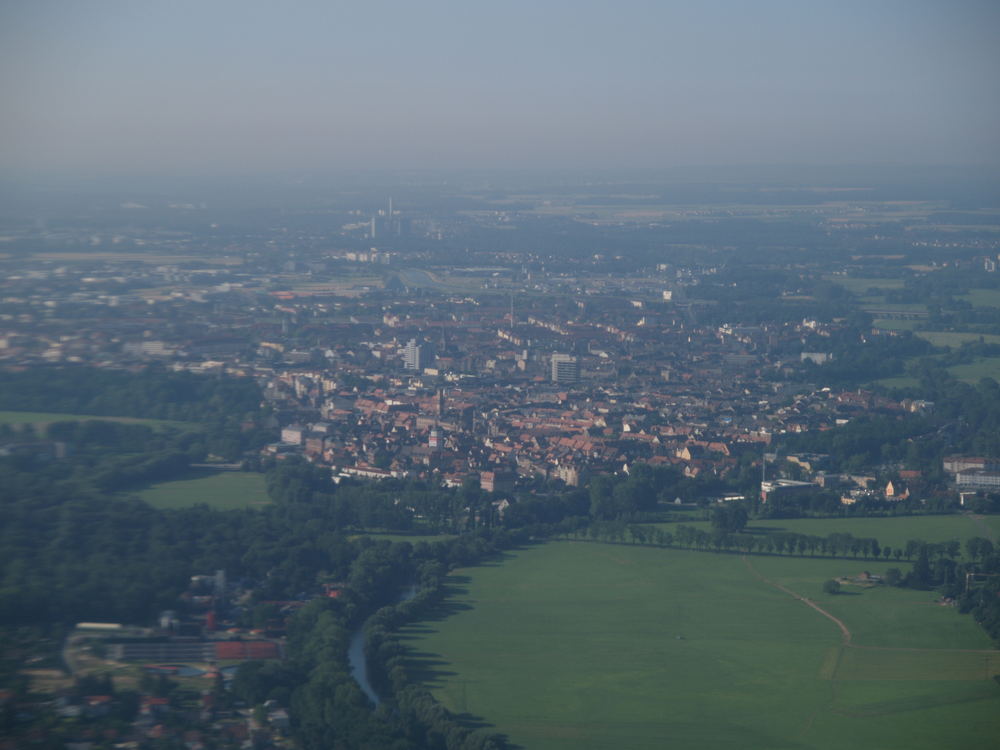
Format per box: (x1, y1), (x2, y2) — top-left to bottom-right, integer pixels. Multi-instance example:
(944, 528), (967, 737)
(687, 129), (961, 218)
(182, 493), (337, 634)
(551, 353), (579, 384)
(403, 338), (425, 371)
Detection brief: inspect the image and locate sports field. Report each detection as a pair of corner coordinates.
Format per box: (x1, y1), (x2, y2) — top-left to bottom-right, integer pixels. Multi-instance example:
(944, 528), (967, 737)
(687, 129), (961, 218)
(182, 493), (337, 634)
(0, 410), (195, 433)
(134, 469), (271, 510)
(403, 541), (1000, 750)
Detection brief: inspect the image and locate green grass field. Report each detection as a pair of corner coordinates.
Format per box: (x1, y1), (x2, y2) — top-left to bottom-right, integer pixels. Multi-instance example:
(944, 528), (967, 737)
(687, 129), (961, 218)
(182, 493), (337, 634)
(654, 514), (987, 552)
(873, 318), (921, 331)
(404, 541), (1000, 750)
(948, 357), (1000, 383)
(352, 532), (457, 544)
(749, 554), (993, 650)
(825, 276), (904, 295)
(916, 331), (1000, 349)
(874, 375), (921, 389)
(0, 410), (196, 433)
(859, 301), (927, 313)
(961, 289), (1000, 308)
(133, 470), (271, 510)
(977, 514), (1000, 540)
(741, 514), (987, 551)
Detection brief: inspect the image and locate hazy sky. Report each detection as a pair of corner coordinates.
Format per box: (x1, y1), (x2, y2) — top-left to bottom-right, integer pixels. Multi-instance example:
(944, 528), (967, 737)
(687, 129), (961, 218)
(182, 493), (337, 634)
(2, 0), (998, 175)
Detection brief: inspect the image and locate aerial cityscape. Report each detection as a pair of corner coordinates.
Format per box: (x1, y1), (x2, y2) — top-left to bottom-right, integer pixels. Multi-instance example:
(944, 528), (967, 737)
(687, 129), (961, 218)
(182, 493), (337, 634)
(1, 2), (999, 750)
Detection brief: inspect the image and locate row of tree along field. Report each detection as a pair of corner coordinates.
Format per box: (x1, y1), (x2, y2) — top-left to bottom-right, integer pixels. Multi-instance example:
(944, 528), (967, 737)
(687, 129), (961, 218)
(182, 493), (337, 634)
(567, 521), (1000, 643)
(6, 473), (1000, 749)
(4, 363), (1000, 748)
(581, 519), (991, 562)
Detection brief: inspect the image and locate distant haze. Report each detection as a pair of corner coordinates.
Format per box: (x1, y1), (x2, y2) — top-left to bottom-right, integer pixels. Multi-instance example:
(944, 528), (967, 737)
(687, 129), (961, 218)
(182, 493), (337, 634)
(2, 0), (998, 176)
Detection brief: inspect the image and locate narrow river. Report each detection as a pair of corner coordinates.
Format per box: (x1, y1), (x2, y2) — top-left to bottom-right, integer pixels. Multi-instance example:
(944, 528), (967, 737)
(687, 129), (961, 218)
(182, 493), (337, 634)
(348, 584), (417, 706)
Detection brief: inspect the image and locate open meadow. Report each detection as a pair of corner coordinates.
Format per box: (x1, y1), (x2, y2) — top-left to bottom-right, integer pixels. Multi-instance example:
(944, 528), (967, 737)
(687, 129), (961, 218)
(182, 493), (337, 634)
(874, 375), (921, 389)
(947, 356), (1000, 383)
(873, 318), (921, 331)
(960, 289), (1000, 308)
(29, 252), (243, 265)
(0, 410), (195, 433)
(740, 514), (988, 550)
(652, 513), (988, 551)
(824, 276), (904, 295)
(133, 469), (271, 510)
(353, 531), (457, 545)
(403, 540), (1000, 750)
(979, 514), (1000, 542)
(915, 331), (1000, 349)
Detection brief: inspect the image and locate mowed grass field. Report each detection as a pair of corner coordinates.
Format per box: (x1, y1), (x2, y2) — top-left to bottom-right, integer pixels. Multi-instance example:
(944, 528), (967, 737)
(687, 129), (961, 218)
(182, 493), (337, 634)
(915, 331), (1000, 348)
(654, 513), (989, 551)
(874, 375), (921, 389)
(743, 514), (988, 550)
(403, 541), (1000, 750)
(876, 357), (1000, 387)
(961, 289), (1000, 308)
(979, 514), (1000, 542)
(873, 318), (921, 331)
(134, 469), (271, 510)
(948, 356), (1000, 383)
(0, 410), (195, 433)
(354, 532), (458, 544)
(825, 276), (904, 295)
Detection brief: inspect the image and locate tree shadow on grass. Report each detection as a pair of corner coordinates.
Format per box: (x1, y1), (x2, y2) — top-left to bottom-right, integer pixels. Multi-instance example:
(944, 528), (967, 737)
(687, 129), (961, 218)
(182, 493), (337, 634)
(397, 624), (436, 638)
(402, 648), (459, 688)
(398, 575), (527, 746)
(397, 579), (475, 666)
(403, 645), (520, 744)
(473, 550), (520, 567)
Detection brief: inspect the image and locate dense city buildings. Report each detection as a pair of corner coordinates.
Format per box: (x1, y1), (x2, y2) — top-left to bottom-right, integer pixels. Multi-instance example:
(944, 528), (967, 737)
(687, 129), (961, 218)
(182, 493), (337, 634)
(2, 178), (998, 507)
(2, 173), (1000, 750)
(550, 353), (579, 384)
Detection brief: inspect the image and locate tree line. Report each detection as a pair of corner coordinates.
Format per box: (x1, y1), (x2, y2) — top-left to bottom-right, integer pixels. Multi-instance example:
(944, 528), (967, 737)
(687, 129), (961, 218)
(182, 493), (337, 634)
(0, 365), (263, 424)
(570, 519), (981, 565)
(570, 520), (1000, 641)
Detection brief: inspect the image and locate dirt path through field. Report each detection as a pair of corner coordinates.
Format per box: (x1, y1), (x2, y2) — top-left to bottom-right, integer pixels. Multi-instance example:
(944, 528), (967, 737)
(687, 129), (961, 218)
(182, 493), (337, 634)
(741, 555), (851, 644)
(741, 555), (998, 659)
(740, 555), (851, 739)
